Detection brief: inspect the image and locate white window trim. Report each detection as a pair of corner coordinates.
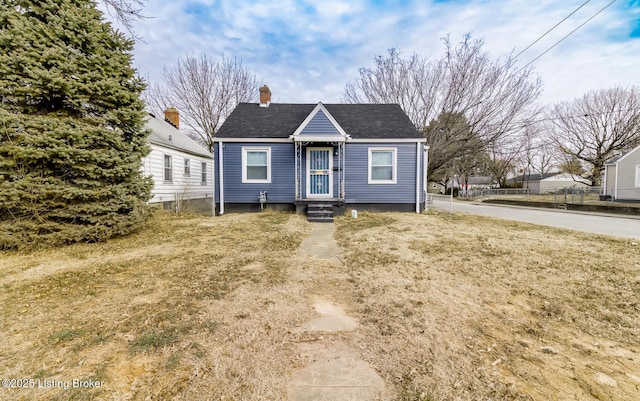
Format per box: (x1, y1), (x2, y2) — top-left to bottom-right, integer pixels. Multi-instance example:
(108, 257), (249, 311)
(368, 147), (397, 184)
(635, 164), (640, 188)
(163, 154), (172, 183)
(306, 147), (334, 198)
(184, 158), (190, 176)
(242, 147), (271, 183)
(201, 162), (207, 185)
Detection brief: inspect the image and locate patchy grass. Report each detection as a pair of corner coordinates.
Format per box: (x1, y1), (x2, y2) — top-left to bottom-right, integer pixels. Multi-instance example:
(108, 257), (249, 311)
(0, 211), (311, 401)
(1, 210), (639, 400)
(335, 211), (640, 401)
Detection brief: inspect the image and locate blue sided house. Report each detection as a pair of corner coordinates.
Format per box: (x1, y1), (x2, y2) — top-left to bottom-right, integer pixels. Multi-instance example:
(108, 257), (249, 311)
(214, 86), (428, 221)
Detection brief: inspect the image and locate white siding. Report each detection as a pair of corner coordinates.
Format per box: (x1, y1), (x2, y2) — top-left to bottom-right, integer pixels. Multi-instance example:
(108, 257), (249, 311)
(142, 144), (214, 203)
(604, 165), (616, 196)
(616, 147), (640, 200)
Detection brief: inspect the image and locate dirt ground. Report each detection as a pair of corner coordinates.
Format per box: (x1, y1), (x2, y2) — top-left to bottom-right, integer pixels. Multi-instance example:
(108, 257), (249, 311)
(1, 210), (639, 400)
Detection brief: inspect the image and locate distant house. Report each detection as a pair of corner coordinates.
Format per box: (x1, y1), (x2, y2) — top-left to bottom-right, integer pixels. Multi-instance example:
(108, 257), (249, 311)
(467, 175), (498, 189)
(509, 172), (591, 193)
(429, 175), (497, 195)
(603, 144), (640, 201)
(142, 109), (214, 213)
(213, 86), (428, 220)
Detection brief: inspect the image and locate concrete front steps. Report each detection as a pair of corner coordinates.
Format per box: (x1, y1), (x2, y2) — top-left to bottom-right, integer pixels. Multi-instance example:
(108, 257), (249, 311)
(306, 203), (334, 223)
(295, 200), (344, 223)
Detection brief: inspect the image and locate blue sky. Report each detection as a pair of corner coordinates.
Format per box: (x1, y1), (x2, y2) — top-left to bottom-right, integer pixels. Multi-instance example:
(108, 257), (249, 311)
(104, 0), (640, 106)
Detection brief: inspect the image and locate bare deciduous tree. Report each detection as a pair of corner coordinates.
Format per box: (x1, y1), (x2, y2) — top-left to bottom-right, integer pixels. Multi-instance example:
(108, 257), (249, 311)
(516, 125), (558, 186)
(484, 134), (522, 188)
(344, 47), (442, 130)
(145, 54), (260, 152)
(546, 86), (640, 185)
(101, 0), (146, 34)
(344, 34), (542, 180)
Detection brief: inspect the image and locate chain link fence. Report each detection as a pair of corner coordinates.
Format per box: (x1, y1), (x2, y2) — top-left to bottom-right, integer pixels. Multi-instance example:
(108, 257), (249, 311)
(457, 186), (604, 204)
(150, 191), (215, 214)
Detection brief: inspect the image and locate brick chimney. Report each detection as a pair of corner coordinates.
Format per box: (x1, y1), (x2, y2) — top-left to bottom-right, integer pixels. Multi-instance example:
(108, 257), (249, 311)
(164, 107), (179, 129)
(259, 85), (271, 107)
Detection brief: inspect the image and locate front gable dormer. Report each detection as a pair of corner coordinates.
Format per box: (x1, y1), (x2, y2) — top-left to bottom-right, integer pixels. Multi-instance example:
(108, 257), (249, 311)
(290, 102), (349, 142)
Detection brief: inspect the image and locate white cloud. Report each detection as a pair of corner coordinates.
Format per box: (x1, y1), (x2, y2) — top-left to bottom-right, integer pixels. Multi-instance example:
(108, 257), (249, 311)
(116, 0), (640, 105)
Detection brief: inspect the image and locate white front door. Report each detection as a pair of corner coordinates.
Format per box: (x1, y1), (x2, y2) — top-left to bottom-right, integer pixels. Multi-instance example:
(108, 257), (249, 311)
(306, 147), (333, 198)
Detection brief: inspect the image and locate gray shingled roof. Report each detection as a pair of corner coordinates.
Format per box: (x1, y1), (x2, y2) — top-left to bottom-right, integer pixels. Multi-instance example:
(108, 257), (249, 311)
(509, 172), (558, 182)
(215, 103), (422, 139)
(146, 114), (212, 158)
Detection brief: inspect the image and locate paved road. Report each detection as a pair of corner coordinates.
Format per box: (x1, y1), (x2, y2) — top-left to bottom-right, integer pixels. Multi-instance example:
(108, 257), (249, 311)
(430, 198), (640, 239)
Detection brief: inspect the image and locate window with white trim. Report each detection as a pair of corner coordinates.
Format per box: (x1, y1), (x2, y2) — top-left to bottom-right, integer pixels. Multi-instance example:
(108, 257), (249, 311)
(242, 147), (271, 183)
(368, 148), (397, 184)
(201, 162), (207, 184)
(163, 155), (172, 182)
(184, 158), (190, 176)
(635, 165), (640, 187)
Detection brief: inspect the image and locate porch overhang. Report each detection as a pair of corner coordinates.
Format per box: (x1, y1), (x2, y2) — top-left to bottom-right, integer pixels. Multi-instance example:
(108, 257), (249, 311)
(289, 134), (349, 143)
(293, 138), (347, 201)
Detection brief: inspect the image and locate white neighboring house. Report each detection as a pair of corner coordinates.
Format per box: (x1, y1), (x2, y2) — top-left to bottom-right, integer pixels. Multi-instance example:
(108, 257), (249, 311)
(603, 143), (640, 201)
(509, 172), (591, 193)
(142, 109), (214, 213)
(538, 173), (591, 193)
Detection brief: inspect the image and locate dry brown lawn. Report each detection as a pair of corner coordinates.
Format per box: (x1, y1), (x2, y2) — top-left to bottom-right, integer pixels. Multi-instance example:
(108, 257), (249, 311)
(1, 210), (639, 400)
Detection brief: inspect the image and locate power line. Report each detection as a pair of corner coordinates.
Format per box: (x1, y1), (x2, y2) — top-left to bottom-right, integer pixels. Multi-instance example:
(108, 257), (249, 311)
(512, 0), (592, 62)
(516, 106), (640, 128)
(518, 0), (618, 72)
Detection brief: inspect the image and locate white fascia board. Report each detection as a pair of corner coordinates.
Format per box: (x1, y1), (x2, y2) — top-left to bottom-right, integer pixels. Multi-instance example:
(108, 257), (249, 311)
(291, 102), (348, 138)
(609, 143), (640, 165)
(149, 141), (214, 159)
(213, 138), (291, 143)
(349, 138), (426, 143)
(291, 135), (346, 142)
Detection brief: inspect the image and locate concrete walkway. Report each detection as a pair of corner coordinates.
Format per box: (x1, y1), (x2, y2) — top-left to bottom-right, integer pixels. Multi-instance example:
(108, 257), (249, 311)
(299, 223), (341, 261)
(289, 223), (384, 401)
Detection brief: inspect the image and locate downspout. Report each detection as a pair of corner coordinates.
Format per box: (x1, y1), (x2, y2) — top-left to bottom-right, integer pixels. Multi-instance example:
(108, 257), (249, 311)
(602, 164), (607, 198)
(219, 141), (225, 214)
(342, 139), (347, 200)
(415, 142), (420, 213)
(212, 151), (216, 217)
(294, 141), (298, 200)
(614, 161), (619, 200)
(423, 145), (429, 210)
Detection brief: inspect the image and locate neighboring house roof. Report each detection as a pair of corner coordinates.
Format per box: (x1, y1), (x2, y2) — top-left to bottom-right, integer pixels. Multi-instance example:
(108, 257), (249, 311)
(145, 114), (212, 158)
(541, 173), (591, 185)
(509, 173), (557, 182)
(215, 102), (423, 139)
(604, 143), (640, 165)
(467, 175), (495, 185)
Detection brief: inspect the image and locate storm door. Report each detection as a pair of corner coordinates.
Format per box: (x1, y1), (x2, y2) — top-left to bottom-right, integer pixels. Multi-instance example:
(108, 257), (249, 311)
(306, 147), (333, 198)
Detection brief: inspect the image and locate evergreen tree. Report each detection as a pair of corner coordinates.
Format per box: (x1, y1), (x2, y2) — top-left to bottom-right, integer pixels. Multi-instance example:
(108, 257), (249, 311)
(0, 0), (151, 249)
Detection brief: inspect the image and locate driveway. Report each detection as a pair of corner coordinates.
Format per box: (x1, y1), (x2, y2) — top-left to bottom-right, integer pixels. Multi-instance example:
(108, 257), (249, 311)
(430, 198), (640, 239)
